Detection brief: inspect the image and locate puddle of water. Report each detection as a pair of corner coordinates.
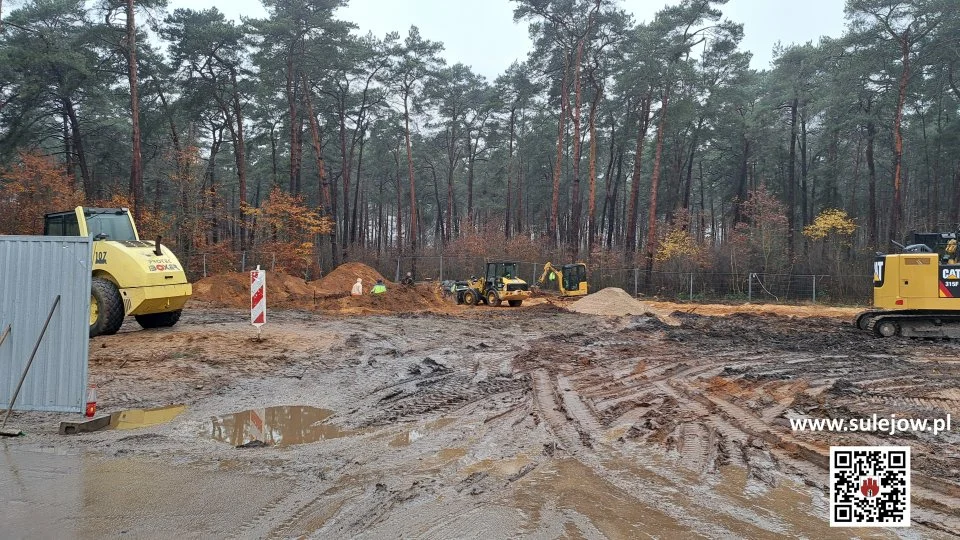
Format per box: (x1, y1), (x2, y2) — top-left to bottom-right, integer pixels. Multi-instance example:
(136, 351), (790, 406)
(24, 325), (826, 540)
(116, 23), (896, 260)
(0, 448), (287, 538)
(209, 406), (356, 447)
(110, 404), (186, 430)
(513, 458), (694, 537)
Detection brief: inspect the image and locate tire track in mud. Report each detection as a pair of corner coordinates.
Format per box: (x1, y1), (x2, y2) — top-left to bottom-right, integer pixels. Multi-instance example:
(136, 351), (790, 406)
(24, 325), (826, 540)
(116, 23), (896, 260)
(528, 364), (807, 537)
(519, 313), (960, 534)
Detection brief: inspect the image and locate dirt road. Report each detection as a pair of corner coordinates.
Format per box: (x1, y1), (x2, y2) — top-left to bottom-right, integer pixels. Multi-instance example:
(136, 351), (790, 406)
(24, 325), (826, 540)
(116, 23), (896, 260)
(3, 299), (960, 537)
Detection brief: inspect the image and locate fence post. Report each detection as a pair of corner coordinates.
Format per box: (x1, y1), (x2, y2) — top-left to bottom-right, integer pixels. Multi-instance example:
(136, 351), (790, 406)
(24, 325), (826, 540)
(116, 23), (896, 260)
(748, 273), (753, 302)
(203, 253), (207, 278)
(812, 275), (817, 303)
(241, 251), (246, 272)
(689, 272), (694, 301)
(634, 267), (638, 297)
(395, 258), (401, 282)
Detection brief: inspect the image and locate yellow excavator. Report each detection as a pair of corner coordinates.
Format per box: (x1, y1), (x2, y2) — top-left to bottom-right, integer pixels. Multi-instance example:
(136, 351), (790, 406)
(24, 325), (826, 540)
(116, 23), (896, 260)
(44, 207), (192, 337)
(856, 232), (960, 338)
(536, 262), (588, 297)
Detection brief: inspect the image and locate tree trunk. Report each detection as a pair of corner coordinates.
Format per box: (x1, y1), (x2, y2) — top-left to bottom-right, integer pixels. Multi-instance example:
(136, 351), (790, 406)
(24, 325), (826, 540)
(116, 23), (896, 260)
(403, 91), (417, 254)
(206, 126), (223, 244)
(62, 98), (92, 196)
(866, 117), (878, 249)
(787, 96), (798, 260)
(644, 88), (670, 285)
(733, 135), (749, 225)
(625, 95), (652, 256)
(681, 116), (704, 213)
(230, 71), (247, 250)
(607, 146), (624, 250)
(890, 30), (910, 244)
(586, 84), (601, 253)
(515, 139), (523, 236)
(550, 51), (571, 244)
(125, 0), (143, 221)
(286, 51), (299, 194)
(569, 38), (585, 251)
(350, 123), (367, 245)
(505, 106), (515, 239)
(800, 111), (809, 227)
(337, 99), (351, 249)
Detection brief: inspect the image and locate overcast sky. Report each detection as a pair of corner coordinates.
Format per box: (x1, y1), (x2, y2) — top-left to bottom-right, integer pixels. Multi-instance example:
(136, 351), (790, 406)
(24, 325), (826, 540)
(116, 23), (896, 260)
(170, 0), (848, 79)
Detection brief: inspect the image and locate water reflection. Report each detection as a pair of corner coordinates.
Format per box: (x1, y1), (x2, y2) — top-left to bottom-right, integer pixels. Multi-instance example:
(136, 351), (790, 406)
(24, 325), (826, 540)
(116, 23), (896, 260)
(209, 406), (356, 447)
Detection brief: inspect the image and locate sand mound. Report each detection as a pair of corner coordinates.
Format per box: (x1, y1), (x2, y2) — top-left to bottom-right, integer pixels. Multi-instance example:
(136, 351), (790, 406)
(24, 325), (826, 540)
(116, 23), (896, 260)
(568, 288), (679, 325)
(313, 262), (390, 293)
(192, 271), (318, 308)
(192, 267), (456, 315)
(314, 283), (450, 315)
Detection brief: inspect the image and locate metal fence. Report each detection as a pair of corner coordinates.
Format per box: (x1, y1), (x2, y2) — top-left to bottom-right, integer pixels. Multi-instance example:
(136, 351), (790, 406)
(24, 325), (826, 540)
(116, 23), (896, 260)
(390, 256), (872, 305)
(184, 249), (873, 305)
(0, 236), (91, 413)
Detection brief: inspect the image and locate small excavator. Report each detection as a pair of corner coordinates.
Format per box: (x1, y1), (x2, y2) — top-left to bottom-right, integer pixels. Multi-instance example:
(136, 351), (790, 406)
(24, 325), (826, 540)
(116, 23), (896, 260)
(536, 262), (588, 297)
(856, 231), (960, 338)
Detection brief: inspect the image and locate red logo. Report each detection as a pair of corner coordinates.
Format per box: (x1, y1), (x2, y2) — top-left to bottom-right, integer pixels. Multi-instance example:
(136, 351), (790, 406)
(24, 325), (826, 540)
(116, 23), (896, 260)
(860, 477), (880, 497)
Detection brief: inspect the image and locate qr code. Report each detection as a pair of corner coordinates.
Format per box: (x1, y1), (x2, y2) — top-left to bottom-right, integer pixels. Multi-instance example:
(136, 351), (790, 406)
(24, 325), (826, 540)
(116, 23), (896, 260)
(830, 446), (910, 527)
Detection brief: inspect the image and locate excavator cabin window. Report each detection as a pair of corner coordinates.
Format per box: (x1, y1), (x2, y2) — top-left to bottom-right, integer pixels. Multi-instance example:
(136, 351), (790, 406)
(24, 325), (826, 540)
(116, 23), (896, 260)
(563, 264), (586, 290)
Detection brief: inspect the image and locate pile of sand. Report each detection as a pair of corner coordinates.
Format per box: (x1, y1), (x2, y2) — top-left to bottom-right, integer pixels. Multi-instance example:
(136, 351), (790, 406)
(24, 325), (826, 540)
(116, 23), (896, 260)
(191, 262), (455, 315)
(313, 283), (449, 315)
(313, 262), (390, 294)
(568, 288), (679, 325)
(192, 271), (319, 308)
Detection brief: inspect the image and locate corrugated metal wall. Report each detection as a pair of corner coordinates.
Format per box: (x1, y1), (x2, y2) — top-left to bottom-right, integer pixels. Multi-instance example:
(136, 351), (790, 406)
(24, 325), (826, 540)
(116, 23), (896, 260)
(0, 236), (91, 412)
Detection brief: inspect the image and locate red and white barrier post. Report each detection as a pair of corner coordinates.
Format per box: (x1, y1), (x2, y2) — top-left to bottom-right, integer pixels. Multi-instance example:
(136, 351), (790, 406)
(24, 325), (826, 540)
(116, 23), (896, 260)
(251, 265), (266, 340)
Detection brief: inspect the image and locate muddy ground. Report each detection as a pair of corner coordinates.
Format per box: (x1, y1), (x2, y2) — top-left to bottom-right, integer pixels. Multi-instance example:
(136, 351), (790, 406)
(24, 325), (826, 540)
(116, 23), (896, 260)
(3, 299), (960, 538)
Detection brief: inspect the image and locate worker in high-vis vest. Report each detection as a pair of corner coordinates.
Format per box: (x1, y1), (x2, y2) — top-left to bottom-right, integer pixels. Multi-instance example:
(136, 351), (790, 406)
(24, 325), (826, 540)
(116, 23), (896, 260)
(371, 279), (387, 295)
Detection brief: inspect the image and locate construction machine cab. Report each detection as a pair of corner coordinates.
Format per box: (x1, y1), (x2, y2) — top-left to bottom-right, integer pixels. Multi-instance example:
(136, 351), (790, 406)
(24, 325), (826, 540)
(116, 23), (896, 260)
(486, 262), (518, 285)
(44, 207), (138, 241)
(560, 263), (587, 293)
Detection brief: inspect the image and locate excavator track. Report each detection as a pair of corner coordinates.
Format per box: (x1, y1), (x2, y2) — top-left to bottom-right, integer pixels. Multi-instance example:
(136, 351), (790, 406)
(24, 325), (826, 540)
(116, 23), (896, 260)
(858, 310), (960, 338)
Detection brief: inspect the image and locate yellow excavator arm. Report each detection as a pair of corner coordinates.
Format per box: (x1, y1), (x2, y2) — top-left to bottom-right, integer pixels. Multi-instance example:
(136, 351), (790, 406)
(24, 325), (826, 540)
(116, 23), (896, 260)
(537, 262), (588, 297)
(537, 262), (560, 287)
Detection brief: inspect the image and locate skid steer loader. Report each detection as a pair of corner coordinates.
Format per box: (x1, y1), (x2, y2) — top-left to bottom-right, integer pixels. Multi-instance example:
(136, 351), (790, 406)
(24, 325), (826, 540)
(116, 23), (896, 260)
(44, 207), (192, 337)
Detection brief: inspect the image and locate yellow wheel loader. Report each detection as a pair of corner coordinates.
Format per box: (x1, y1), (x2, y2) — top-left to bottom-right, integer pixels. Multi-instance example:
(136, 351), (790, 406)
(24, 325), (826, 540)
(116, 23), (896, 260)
(856, 232), (960, 338)
(459, 261), (530, 307)
(536, 262), (588, 297)
(44, 207), (192, 337)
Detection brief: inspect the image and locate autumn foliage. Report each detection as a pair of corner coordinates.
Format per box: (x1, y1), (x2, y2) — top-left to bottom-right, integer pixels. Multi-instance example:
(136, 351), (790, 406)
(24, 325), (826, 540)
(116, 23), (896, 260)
(245, 187), (334, 276)
(0, 151), (84, 235)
